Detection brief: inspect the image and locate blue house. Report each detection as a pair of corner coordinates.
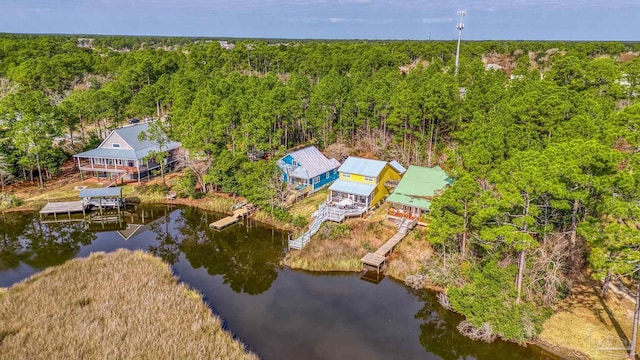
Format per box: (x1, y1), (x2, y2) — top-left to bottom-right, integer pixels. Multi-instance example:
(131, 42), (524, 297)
(277, 146), (341, 194)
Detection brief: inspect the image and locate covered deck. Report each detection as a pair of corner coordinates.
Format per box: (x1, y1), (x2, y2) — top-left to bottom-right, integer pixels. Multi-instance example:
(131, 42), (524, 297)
(75, 156), (159, 182)
(74, 148), (179, 183)
(387, 205), (427, 226)
(328, 179), (374, 210)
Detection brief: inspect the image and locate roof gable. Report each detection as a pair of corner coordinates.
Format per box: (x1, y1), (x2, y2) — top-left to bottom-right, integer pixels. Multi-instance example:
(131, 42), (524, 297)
(282, 146), (340, 179)
(338, 157), (388, 178)
(113, 123), (156, 151)
(99, 132), (133, 150)
(79, 122), (181, 160)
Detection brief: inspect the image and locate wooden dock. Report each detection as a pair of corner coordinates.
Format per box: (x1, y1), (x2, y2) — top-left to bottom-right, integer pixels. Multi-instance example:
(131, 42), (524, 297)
(209, 207), (252, 230)
(361, 218), (417, 273)
(39, 201), (86, 220)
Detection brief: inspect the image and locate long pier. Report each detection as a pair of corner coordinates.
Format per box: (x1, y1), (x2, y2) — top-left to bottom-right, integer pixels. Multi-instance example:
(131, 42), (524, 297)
(209, 207), (252, 230)
(361, 218), (417, 273)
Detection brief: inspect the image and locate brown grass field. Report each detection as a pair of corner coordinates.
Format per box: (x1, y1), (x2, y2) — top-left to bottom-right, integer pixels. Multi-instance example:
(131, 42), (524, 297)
(538, 276), (640, 360)
(0, 250), (257, 360)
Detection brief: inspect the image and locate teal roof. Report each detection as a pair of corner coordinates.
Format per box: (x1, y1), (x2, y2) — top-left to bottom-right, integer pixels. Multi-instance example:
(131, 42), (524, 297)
(329, 179), (376, 197)
(338, 157), (388, 178)
(386, 165), (453, 210)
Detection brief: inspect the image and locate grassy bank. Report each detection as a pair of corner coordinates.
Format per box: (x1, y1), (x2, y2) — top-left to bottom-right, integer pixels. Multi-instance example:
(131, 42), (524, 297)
(538, 277), (639, 360)
(283, 205), (430, 278)
(0, 250), (257, 360)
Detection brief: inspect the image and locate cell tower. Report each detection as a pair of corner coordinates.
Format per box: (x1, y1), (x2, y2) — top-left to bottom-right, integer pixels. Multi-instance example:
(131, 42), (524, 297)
(454, 10), (465, 76)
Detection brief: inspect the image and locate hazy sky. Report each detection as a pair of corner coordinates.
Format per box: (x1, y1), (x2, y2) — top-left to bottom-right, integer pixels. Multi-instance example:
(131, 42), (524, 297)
(2, 0), (639, 40)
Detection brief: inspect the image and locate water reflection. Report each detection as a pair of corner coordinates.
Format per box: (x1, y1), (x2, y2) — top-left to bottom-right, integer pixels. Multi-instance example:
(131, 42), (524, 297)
(0, 215), (96, 270)
(415, 290), (559, 360)
(178, 207), (285, 295)
(0, 206), (560, 360)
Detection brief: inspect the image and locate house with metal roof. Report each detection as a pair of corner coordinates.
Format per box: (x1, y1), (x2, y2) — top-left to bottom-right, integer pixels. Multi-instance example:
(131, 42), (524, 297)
(328, 156), (406, 211)
(277, 146), (341, 194)
(386, 165), (453, 226)
(73, 122), (181, 184)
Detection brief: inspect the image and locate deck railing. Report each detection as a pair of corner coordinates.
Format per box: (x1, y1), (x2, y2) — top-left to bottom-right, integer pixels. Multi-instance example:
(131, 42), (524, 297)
(387, 208), (419, 220)
(289, 201), (369, 250)
(289, 203), (328, 250)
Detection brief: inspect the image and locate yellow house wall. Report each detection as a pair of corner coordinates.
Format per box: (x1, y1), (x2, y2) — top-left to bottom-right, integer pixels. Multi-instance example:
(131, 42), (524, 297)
(338, 172), (377, 185)
(371, 164), (402, 207)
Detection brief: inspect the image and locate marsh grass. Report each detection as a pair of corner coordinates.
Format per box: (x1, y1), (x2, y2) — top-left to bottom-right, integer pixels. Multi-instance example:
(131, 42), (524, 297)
(385, 228), (433, 281)
(0, 250), (257, 360)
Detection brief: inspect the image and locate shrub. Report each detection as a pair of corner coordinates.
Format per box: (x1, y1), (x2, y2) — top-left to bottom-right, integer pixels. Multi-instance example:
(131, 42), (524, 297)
(267, 207), (292, 223)
(330, 224), (350, 238)
(136, 184), (169, 196)
(0, 194), (22, 211)
(447, 259), (552, 343)
(292, 215), (309, 228)
(173, 170), (198, 199)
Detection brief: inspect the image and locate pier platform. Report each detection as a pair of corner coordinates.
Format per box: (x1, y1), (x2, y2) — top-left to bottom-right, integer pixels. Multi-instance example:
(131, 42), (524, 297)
(361, 218), (417, 273)
(39, 201), (86, 219)
(209, 207), (252, 230)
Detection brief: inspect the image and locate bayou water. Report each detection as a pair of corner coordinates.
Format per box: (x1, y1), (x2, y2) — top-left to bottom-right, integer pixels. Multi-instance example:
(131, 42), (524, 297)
(0, 205), (560, 360)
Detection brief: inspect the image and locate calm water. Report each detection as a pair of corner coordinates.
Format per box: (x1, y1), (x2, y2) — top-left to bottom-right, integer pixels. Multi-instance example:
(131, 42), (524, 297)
(0, 205), (560, 360)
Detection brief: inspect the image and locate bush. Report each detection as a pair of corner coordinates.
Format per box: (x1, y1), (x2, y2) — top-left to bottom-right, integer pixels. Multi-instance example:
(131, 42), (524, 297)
(330, 224), (350, 238)
(0, 193), (22, 211)
(447, 259), (552, 343)
(292, 215), (309, 228)
(136, 184), (169, 196)
(267, 207), (292, 223)
(173, 170), (198, 199)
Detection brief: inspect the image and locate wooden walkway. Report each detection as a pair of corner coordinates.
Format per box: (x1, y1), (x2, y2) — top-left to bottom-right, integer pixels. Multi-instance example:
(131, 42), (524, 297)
(209, 207), (252, 230)
(361, 218), (417, 272)
(39, 201), (86, 219)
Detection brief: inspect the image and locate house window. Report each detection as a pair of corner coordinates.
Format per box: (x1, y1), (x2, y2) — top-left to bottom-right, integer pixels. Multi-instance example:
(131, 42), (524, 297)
(364, 176), (375, 182)
(314, 176), (320, 183)
(112, 143), (121, 148)
(343, 173), (351, 178)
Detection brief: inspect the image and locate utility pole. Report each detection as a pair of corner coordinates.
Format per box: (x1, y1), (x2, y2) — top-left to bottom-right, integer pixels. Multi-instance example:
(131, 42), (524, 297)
(454, 10), (466, 76)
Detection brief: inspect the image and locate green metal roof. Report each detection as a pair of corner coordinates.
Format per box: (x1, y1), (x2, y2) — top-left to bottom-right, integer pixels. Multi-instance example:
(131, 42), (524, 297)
(386, 165), (453, 210)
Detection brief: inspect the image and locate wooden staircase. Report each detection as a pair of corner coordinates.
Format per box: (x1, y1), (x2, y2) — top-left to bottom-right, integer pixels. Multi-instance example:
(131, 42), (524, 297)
(288, 202), (368, 250)
(104, 173), (128, 188)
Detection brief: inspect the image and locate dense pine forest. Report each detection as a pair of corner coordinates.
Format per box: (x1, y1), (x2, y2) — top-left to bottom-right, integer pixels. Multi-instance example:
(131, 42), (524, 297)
(1, 34), (639, 344)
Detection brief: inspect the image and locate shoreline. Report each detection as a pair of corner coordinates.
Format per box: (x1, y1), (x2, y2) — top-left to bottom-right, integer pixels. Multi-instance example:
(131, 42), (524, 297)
(7, 192), (608, 360)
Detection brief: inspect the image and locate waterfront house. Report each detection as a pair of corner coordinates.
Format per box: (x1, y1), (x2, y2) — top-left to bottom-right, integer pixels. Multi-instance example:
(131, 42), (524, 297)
(73, 122), (181, 184)
(277, 146), (341, 195)
(386, 165), (453, 225)
(328, 157), (406, 211)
